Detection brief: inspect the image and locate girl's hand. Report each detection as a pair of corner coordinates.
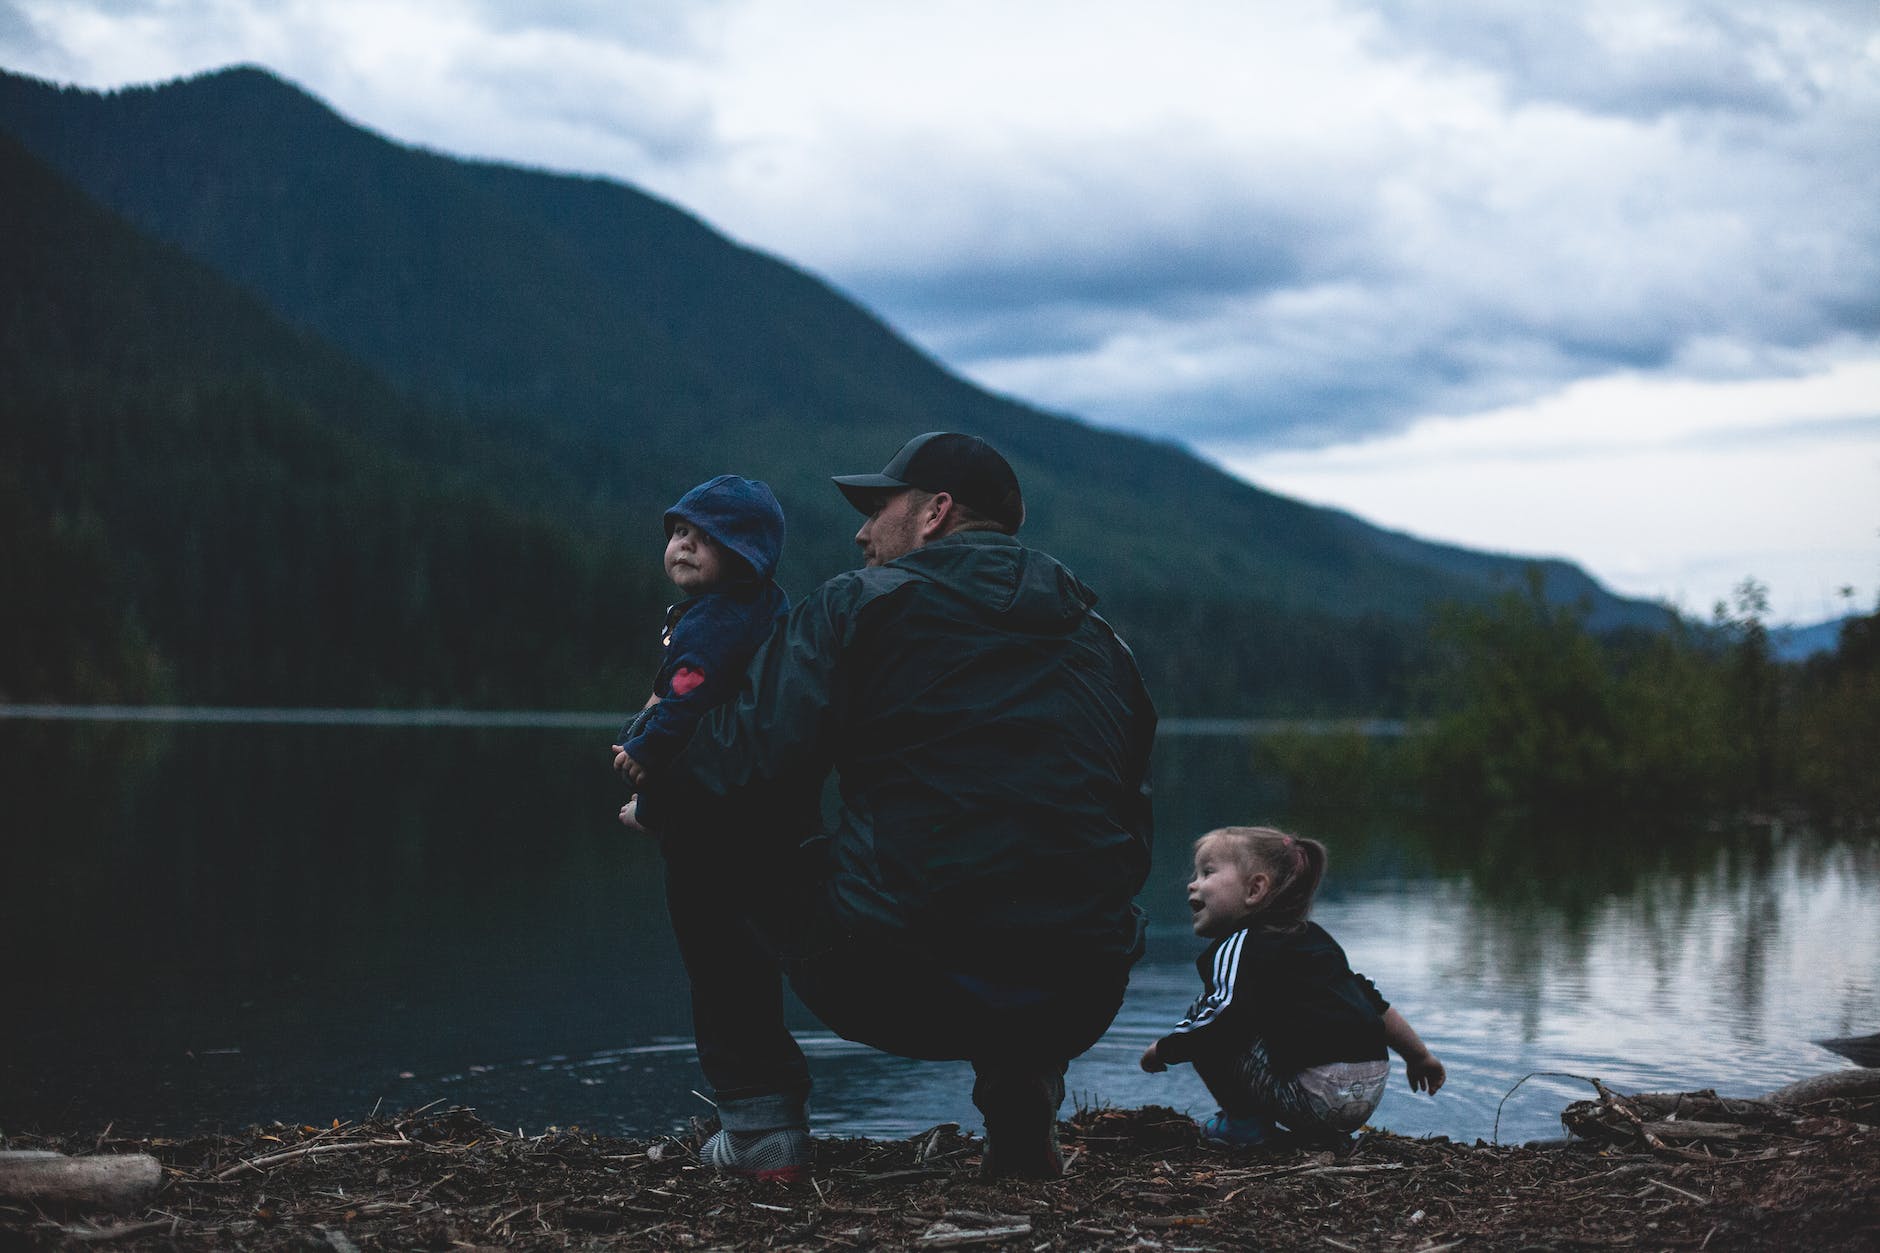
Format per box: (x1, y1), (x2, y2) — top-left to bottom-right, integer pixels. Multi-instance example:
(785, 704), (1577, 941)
(1139, 1042), (1166, 1073)
(1406, 1052), (1446, 1095)
(1382, 1007), (1444, 1094)
(618, 798), (645, 831)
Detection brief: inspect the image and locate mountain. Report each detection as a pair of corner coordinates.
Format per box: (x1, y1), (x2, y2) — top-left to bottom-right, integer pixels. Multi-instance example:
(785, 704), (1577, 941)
(0, 127), (660, 705)
(1772, 615), (1859, 663)
(0, 64), (1672, 713)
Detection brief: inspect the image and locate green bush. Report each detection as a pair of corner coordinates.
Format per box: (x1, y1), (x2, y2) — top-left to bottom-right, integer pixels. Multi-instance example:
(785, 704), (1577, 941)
(1411, 572), (1783, 821)
(1249, 727), (1412, 815)
(1415, 571), (1621, 816)
(1790, 610), (1880, 823)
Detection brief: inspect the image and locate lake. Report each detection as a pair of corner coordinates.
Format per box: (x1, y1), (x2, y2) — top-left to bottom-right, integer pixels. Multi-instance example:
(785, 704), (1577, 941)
(3, 719), (1875, 1147)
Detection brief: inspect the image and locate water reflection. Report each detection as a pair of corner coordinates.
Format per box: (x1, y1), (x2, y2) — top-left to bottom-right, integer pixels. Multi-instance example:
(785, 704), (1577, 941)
(2, 723), (1874, 1147)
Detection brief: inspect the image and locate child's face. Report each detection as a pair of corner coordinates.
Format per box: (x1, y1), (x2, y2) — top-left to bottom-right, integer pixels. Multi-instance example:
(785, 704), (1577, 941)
(665, 521), (729, 594)
(1187, 834), (1269, 939)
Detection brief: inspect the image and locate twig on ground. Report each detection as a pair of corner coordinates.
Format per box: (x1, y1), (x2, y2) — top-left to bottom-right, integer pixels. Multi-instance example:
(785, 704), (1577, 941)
(213, 1139), (433, 1180)
(1644, 1177), (1711, 1205)
(1493, 1071), (1599, 1145)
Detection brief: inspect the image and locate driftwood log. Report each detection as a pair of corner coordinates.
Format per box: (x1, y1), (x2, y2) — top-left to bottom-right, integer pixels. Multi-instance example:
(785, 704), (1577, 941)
(1761, 1066), (1880, 1105)
(0, 1149), (163, 1211)
(1561, 1067), (1880, 1152)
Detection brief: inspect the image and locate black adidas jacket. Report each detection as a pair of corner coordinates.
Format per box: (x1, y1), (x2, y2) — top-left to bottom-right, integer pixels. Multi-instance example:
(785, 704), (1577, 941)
(1156, 921), (1390, 1077)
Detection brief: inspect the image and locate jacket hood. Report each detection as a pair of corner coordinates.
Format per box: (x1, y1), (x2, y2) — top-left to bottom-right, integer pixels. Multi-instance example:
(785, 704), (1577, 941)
(664, 475), (786, 583)
(894, 531), (1095, 632)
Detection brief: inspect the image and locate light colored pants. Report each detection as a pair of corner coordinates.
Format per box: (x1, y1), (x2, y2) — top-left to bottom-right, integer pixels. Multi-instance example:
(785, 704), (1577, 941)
(1194, 1038), (1389, 1138)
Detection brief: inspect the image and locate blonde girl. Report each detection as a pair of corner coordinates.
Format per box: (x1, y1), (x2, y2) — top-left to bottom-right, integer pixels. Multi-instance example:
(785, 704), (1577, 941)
(1140, 826), (1445, 1147)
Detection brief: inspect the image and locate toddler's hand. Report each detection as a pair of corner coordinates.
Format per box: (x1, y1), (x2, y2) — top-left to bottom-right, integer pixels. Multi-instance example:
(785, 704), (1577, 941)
(1407, 1052), (1446, 1095)
(1139, 1042), (1166, 1073)
(618, 798), (646, 831)
(610, 744), (647, 786)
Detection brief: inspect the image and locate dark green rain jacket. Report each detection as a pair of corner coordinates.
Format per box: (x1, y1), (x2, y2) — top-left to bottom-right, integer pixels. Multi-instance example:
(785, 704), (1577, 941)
(651, 530), (1156, 983)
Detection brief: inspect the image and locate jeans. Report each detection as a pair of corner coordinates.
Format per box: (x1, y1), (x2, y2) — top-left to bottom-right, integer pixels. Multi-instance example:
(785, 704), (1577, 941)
(658, 831), (1129, 1107)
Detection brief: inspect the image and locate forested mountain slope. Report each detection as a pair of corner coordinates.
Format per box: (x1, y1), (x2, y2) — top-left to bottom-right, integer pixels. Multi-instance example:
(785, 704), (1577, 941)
(0, 131), (656, 704)
(0, 64), (1669, 712)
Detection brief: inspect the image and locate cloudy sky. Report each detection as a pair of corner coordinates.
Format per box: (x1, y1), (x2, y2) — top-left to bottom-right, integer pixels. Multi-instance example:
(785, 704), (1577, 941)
(5, 0), (1876, 623)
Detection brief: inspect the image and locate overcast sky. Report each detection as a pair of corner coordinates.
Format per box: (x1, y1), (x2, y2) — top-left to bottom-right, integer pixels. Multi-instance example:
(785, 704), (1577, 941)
(5, 0), (1876, 623)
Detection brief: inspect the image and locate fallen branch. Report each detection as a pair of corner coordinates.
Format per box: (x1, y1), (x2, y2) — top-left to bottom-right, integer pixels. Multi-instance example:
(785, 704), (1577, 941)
(917, 1220), (1033, 1247)
(1640, 1121), (1750, 1142)
(57, 1217), (180, 1243)
(1644, 1178), (1711, 1206)
(1300, 1162), (1409, 1177)
(856, 1168), (947, 1184)
(213, 1139), (432, 1180)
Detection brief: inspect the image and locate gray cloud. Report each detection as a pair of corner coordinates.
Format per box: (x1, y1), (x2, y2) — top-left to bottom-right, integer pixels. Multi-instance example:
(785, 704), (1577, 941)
(4, 0), (1876, 463)
(961, 287), (1601, 448)
(870, 81), (1878, 446)
(465, 0), (725, 52)
(1366, 1), (1825, 121)
(1689, 412), (1880, 452)
(850, 235), (1302, 320)
(947, 181), (1880, 447)
(446, 52), (720, 166)
(0, 1), (50, 61)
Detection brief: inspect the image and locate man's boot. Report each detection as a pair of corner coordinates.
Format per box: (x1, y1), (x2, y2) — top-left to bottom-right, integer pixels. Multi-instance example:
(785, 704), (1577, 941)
(973, 1063), (1067, 1179)
(701, 1092), (811, 1182)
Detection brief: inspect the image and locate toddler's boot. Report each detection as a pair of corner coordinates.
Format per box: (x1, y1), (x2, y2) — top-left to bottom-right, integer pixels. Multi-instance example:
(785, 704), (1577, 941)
(1200, 1110), (1280, 1149)
(701, 1092), (811, 1182)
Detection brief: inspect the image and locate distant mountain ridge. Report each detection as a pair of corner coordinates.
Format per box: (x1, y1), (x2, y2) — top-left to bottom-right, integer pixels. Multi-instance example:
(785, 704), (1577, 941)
(0, 63), (1672, 711)
(1771, 616), (1857, 663)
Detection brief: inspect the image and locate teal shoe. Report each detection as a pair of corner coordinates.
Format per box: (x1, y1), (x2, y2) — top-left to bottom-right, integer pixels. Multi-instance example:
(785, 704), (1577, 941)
(1200, 1111), (1279, 1149)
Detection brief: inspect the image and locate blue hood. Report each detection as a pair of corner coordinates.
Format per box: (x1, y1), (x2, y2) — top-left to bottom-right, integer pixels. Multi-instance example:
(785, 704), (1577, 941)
(664, 475), (786, 583)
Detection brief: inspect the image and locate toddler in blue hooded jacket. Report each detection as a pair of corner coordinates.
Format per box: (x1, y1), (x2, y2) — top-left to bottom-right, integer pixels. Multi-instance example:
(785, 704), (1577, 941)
(611, 476), (789, 830)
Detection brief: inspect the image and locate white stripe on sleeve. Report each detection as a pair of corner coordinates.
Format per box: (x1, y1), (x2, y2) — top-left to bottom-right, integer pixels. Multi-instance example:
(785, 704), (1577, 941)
(1170, 930), (1246, 1035)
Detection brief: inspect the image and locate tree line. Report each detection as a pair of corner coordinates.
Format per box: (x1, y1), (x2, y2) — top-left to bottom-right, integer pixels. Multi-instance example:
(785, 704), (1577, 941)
(1258, 571), (1879, 829)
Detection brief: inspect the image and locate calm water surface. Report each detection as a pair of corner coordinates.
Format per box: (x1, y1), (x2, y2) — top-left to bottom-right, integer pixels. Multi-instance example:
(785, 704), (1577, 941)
(4, 722), (1875, 1145)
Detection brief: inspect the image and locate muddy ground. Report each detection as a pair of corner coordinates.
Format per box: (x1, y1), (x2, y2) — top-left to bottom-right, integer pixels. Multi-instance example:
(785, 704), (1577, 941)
(4, 1085), (1876, 1251)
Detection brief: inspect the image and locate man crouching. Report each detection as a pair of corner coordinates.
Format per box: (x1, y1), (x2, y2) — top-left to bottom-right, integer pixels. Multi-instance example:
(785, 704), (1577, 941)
(623, 431), (1156, 1180)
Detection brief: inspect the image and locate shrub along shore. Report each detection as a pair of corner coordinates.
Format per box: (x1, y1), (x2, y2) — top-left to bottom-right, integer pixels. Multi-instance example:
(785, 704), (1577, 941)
(1256, 582), (1880, 831)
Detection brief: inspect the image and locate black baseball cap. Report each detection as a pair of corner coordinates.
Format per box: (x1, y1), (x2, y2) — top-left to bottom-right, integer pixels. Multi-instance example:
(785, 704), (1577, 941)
(832, 431), (1025, 533)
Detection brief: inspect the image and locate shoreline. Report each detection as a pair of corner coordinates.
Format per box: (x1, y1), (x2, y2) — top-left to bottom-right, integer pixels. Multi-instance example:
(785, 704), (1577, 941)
(0, 704), (1406, 736)
(5, 1082), (1875, 1251)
